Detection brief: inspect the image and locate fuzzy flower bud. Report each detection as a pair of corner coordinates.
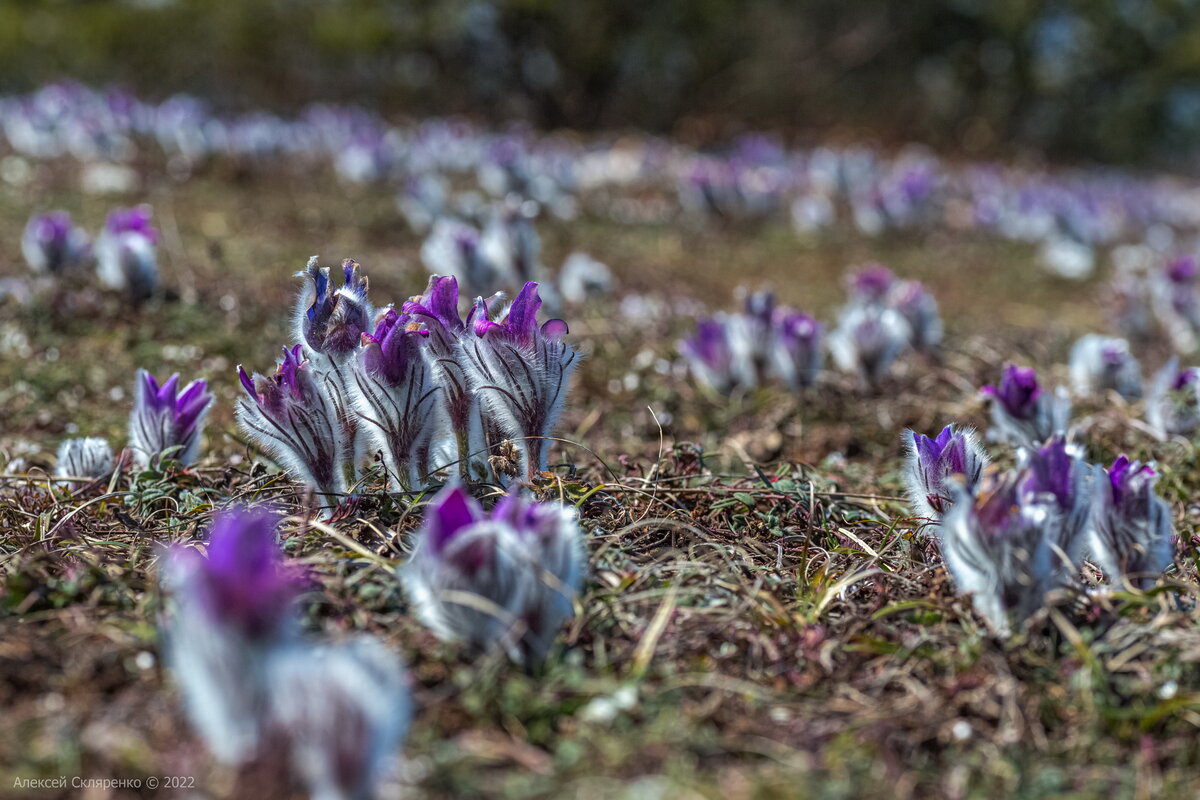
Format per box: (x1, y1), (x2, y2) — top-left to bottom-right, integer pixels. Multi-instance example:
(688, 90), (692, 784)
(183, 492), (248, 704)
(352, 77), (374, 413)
(981, 364), (1071, 448)
(267, 637), (410, 800)
(1068, 334), (1142, 399)
(162, 508), (299, 765)
(95, 204), (157, 301)
(54, 437), (114, 482)
(401, 486), (585, 664)
(828, 304), (911, 385)
(1145, 358), (1200, 438)
(903, 424), (989, 524)
(21, 211), (90, 276)
(1087, 456), (1175, 589)
(940, 470), (1059, 637)
(458, 282), (577, 481)
(350, 308), (444, 490)
(236, 345), (348, 502)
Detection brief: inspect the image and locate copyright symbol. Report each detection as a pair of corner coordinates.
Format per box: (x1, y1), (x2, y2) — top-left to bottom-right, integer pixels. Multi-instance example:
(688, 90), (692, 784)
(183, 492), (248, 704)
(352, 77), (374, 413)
(146, 777), (159, 789)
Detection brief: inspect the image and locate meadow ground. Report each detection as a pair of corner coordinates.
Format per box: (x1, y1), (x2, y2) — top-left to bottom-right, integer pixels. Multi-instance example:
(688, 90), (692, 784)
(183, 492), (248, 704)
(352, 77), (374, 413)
(1, 159), (1198, 799)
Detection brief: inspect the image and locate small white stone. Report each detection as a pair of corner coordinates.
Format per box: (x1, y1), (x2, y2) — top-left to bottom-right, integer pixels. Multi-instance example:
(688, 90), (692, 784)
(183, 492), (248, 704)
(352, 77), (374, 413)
(135, 651), (156, 670)
(951, 720), (972, 741)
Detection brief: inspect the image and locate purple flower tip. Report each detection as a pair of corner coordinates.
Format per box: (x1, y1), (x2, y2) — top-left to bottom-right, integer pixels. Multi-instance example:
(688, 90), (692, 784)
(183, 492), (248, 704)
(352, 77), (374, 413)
(426, 486), (482, 555)
(193, 507), (299, 638)
(984, 364), (1042, 420)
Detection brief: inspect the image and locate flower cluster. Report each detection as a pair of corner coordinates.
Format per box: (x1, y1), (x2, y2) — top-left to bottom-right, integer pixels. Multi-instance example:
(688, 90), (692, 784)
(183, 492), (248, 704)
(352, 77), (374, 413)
(680, 288), (822, 394)
(22, 205), (159, 300)
(906, 425), (1177, 635)
(162, 508), (410, 796)
(401, 485), (585, 665)
(237, 262), (578, 497)
(829, 264), (941, 384)
(420, 204), (609, 308)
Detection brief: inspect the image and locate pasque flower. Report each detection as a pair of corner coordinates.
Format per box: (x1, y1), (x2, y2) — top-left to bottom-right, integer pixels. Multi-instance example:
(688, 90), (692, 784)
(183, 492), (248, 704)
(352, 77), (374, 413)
(981, 364), (1071, 448)
(1087, 456), (1175, 589)
(1068, 334), (1142, 399)
(163, 508), (299, 765)
(1145, 358), (1200, 437)
(236, 345), (347, 502)
(680, 316), (737, 394)
(349, 307), (444, 490)
(294, 257), (374, 471)
(402, 275), (487, 479)
(94, 204), (157, 301)
(21, 210), (89, 276)
(940, 470), (1060, 636)
(903, 424), (989, 523)
(401, 485), (585, 664)
(420, 218), (500, 300)
(828, 304), (911, 385)
(1019, 436), (1092, 572)
(267, 636), (410, 800)
(128, 369), (214, 469)
(164, 508), (412, 790)
(458, 282), (577, 481)
(771, 309), (823, 389)
(54, 437), (114, 482)
(681, 289), (823, 393)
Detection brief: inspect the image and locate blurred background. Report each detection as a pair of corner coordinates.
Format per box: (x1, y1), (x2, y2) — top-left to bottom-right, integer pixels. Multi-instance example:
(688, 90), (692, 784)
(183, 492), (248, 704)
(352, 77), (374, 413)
(5, 0), (1200, 164)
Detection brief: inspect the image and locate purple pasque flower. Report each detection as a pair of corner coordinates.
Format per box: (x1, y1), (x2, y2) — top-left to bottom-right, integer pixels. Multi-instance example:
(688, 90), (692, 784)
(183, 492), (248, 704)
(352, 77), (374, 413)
(421, 217), (501, 300)
(828, 304), (911, 385)
(401, 485), (584, 664)
(479, 198), (544, 287)
(54, 437), (114, 484)
(557, 252), (613, 305)
(490, 491), (586, 662)
(1019, 436), (1092, 570)
(769, 309), (823, 389)
(1068, 334), (1142, 400)
(680, 316), (737, 394)
(162, 507), (299, 765)
(1152, 255), (1200, 351)
(940, 469), (1059, 637)
(1088, 456), (1174, 589)
(846, 263), (897, 305)
(888, 279), (943, 352)
(293, 256), (374, 472)
(186, 508), (299, 638)
(266, 636), (410, 800)
(981, 364), (1071, 448)
(236, 345), (347, 503)
(294, 256), (372, 361)
(1145, 357), (1200, 437)
(349, 307), (444, 491)
(903, 424), (989, 523)
(128, 369), (214, 469)
(95, 204), (157, 301)
(458, 282), (577, 482)
(21, 210), (90, 276)
(403, 275), (487, 480)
